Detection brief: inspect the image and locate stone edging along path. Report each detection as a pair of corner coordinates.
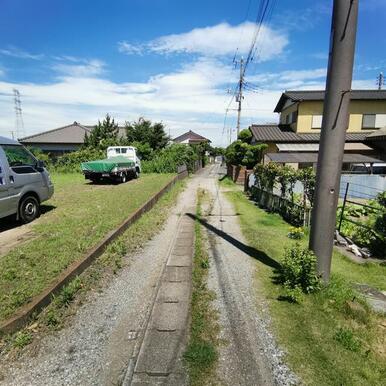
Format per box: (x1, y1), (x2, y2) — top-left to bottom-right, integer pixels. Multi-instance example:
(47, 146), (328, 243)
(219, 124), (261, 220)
(0, 170), (188, 335)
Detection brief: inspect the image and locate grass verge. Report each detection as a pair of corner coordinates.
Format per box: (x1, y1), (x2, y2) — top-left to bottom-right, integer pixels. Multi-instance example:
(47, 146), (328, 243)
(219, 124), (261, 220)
(184, 189), (219, 386)
(224, 186), (386, 386)
(0, 178), (186, 352)
(0, 173), (175, 321)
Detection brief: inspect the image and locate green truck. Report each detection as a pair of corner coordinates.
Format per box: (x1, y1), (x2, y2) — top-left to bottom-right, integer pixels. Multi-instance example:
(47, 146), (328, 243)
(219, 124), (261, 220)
(81, 146), (141, 183)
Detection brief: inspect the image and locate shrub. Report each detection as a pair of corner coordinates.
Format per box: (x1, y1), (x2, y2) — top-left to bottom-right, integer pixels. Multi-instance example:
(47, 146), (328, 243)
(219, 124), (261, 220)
(278, 244), (321, 301)
(142, 144), (199, 173)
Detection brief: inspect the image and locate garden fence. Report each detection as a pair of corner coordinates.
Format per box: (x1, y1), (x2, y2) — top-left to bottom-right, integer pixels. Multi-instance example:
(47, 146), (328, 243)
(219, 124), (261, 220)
(250, 186), (311, 227)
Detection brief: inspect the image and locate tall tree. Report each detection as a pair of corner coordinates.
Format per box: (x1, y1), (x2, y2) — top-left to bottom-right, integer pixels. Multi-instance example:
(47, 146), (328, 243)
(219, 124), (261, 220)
(84, 114), (119, 149)
(125, 117), (169, 151)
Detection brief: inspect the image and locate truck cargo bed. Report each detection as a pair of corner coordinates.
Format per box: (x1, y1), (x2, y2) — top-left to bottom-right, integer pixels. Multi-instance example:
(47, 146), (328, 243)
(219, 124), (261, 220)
(81, 156), (135, 173)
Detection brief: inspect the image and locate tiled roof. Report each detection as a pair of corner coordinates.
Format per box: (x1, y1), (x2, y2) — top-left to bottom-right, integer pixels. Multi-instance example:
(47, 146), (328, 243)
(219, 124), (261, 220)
(274, 89), (386, 112)
(173, 130), (211, 143)
(20, 122), (91, 144)
(367, 126), (386, 139)
(250, 124), (370, 143)
(266, 152), (383, 164)
(250, 124), (300, 142)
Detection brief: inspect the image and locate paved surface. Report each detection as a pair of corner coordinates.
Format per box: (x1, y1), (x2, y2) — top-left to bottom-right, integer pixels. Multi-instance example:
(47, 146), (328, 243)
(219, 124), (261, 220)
(204, 165), (297, 386)
(128, 209), (195, 385)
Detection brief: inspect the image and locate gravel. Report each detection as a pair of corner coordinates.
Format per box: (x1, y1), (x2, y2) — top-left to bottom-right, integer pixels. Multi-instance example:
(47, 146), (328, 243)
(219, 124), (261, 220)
(205, 165), (298, 386)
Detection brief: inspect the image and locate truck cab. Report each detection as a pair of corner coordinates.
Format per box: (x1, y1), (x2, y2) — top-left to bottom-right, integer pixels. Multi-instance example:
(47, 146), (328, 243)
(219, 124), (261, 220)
(106, 146), (141, 173)
(0, 136), (54, 223)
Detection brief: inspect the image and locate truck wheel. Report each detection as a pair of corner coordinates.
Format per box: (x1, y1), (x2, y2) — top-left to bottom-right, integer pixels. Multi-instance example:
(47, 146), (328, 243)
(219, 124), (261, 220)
(19, 195), (40, 224)
(134, 169), (139, 179)
(90, 177), (101, 184)
(120, 172), (127, 183)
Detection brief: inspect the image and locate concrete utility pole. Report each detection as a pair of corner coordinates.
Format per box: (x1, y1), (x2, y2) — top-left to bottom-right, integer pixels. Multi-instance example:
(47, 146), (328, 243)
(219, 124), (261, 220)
(236, 57), (244, 137)
(309, 0), (359, 282)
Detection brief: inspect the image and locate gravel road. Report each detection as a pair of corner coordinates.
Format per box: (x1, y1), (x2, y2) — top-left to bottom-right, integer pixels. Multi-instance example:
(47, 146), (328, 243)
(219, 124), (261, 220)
(204, 165), (298, 386)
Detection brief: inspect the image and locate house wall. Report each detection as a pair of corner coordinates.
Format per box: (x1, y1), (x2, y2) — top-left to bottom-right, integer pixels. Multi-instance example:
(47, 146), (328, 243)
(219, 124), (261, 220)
(21, 142), (81, 155)
(279, 102), (298, 131)
(281, 100), (386, 133)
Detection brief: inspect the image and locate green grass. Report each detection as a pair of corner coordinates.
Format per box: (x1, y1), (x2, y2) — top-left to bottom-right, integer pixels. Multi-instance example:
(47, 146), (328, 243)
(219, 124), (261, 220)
(184, 189), (219, 386)
(224, 188), (386, 386)
(0, 173), (175, 321)
(1, 178), (187, 350)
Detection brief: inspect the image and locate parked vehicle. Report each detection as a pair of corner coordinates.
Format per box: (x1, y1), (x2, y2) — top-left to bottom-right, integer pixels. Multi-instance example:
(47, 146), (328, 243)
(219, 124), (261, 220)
(349, 163), (386, 175)
(0, 136), (54, 223)
(81, 146), (141, 183)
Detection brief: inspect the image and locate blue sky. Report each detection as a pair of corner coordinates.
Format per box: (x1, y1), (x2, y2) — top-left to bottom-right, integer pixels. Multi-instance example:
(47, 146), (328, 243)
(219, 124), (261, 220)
(0, 0), (385, 146)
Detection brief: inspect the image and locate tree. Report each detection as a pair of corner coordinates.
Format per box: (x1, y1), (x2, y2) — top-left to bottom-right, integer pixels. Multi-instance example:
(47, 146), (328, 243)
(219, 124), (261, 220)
(84, 114), (119, 150)
(125, 117), (169, 151)
(225, 140), (267, 169)
(238, 128), (252, 144)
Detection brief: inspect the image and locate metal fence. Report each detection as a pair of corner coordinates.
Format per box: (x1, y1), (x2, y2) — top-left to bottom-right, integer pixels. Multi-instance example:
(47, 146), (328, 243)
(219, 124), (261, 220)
(250, 186), (311, 227)
(338, 182), (384, 234)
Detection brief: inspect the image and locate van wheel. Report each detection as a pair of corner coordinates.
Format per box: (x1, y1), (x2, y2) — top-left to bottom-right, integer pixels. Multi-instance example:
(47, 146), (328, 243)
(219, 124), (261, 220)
(19, 195), (40, 224)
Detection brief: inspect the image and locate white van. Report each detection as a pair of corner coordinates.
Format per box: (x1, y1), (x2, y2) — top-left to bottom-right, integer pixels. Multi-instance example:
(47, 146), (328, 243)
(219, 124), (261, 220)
(0, 136), (54, 223)
(349, 163), (386, 175)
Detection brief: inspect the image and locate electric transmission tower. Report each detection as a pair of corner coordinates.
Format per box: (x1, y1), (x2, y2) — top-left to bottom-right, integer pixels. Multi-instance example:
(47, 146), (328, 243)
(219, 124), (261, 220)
(13, 89), (25, 139)
(376, 72), (384, 90)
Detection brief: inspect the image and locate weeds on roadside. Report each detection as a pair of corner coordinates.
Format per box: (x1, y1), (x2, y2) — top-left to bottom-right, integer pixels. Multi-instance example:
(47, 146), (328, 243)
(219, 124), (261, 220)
(12, 331), (32, 349)
(277, 244), (321, 303)
(334, 327), (362, 352)
(184, 189), (219, 386)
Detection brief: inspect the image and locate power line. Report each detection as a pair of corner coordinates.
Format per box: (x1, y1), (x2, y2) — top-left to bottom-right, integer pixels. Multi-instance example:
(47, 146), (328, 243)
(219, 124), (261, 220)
(223, 0), (277, 144)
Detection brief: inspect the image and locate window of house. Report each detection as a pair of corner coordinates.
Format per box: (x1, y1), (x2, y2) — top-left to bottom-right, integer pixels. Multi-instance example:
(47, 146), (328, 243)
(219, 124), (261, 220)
(290, 111), (298, 123)
(285, 114), (290, 124)
(362, 114), (376, 129)
(375, 114), (386, 128)
(312, 115), (322, 129)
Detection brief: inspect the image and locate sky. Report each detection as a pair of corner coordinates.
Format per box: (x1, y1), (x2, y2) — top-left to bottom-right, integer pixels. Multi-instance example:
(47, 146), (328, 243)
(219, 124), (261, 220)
(0, 0), (385, 146)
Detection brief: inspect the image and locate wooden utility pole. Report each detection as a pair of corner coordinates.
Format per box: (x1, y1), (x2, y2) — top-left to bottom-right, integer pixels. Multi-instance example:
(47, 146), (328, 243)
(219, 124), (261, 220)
(309, 0), (359, 282)
(236, 57), (244, 137)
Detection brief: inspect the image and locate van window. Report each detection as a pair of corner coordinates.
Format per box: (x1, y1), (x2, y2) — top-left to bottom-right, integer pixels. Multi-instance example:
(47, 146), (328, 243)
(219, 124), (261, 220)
(2, 145), (37, 174)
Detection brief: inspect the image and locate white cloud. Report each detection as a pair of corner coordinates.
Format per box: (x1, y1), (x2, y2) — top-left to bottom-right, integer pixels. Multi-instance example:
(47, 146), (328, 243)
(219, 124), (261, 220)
(0, 46), (43, 60)
(53, 59), (106, 78)
(0, 56), (376, 146)
(117, 42), (144, 55)
(119, 22), (288, 61)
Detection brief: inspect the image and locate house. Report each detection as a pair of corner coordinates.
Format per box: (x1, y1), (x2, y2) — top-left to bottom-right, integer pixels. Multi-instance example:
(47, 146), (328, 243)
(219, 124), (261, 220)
(250, 90), (386, 169)
(172, 130), (211, 145)
(19, 122), (126, 155)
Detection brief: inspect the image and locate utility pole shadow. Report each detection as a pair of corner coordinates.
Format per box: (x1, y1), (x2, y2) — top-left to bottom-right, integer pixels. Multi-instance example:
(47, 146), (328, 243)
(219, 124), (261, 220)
(186, 213), (281, 270)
